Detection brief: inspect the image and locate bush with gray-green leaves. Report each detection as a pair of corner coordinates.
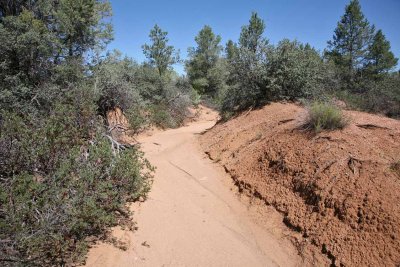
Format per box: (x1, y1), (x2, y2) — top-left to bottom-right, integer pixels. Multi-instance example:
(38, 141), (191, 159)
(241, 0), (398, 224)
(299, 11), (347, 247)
(0, 1), (193, 266)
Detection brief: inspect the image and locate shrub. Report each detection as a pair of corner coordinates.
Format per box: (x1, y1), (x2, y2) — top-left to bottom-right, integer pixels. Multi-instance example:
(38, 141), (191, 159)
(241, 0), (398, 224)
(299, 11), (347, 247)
(219, 38), (334, 115)
(144, 75), (193, 129)
(149, 104), (176, 128)
(0, 2), (157, 266)
(94, 51), (144, 116)
(305, 102), (348, 132)
(94, 52), (195, 132)
(0, 89), (153, 266)
(266, 39), (328, 100)
(0, 111), (153, 266)
(221, 46), (270, 113)
(332, 73), (400, 119)
(359, 75), (400, 118)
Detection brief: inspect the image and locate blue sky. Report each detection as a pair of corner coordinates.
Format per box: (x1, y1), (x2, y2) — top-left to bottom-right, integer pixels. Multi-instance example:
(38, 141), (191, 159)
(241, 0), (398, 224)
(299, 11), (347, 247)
(107, 0), (400, 74)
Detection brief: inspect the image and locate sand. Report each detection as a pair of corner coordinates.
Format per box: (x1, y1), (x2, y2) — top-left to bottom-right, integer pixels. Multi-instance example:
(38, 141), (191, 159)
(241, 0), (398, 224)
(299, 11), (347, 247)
(84, 105), (303, 267)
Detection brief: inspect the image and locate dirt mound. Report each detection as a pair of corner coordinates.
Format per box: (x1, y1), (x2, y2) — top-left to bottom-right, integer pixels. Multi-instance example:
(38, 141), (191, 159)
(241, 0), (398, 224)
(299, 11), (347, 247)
(200, 102), (400, 266)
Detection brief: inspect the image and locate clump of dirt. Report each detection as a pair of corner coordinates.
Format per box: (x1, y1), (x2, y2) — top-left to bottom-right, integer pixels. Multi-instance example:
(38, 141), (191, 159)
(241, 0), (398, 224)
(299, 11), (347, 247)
(200, 102), (400, 266)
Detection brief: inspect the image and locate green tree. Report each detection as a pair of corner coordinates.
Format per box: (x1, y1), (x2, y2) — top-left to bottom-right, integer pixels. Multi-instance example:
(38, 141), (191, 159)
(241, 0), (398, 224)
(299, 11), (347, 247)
(239, 12), (267, 53)
(326, 0), (374, 86)
(186, 25), (223, 95)
(0, 0), (112, 111)
(225, 40), (238, 63)
(221, 12), (270, 113)
(0, 0), (45, 17)
(55, 0), (113, 57)
(142, 24), (179, 76)
(0, 9), (55, 87)
(267, 39), (327, 100)
(366, 29), (398, 75)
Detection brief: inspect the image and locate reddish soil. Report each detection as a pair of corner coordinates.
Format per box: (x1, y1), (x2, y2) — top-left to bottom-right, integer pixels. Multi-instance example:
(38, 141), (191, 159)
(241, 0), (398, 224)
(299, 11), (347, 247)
(200, 102), (400, 267)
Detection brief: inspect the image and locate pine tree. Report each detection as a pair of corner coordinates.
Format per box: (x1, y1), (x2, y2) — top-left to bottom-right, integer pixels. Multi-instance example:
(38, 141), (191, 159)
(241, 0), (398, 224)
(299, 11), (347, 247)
(221, 12), (269, 112)
(225, 40), (237, 62)
(56, 0), (113, 57)
(366, 29), (398, 75)
(0, 0), (112, 103)
(186, 25), (223, 95)
(142, 24), (179, 76)
(326, 0), (374, 83)
(239, 12), (267, 52)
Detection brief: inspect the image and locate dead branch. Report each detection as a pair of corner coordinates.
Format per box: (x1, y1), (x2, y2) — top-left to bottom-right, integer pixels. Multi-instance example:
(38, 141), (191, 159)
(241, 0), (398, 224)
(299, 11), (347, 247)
(103, 134), (131, 156)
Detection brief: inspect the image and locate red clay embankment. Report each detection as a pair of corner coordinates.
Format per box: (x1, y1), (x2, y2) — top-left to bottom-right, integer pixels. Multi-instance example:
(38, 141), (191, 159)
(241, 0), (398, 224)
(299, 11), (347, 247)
(200, 102), (400, 266)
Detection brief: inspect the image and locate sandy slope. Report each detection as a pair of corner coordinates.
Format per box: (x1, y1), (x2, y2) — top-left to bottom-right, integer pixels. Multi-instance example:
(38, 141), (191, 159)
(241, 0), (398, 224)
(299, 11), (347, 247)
(84, 106), (302, 267)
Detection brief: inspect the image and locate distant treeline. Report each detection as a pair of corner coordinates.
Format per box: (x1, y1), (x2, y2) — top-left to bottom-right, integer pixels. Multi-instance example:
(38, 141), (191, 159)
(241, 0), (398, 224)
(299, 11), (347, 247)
(184, 0), (399, 119)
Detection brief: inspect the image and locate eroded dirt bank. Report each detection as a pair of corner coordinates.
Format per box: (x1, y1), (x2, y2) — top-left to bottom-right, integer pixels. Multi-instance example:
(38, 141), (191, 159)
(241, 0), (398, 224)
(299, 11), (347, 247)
(200, 102), (400, 267)
(84, 106), (304, 267)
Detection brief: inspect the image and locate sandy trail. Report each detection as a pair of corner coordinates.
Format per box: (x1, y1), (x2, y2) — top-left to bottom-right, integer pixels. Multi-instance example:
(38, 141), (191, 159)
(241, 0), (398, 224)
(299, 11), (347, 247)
(84, 108), (301, 267)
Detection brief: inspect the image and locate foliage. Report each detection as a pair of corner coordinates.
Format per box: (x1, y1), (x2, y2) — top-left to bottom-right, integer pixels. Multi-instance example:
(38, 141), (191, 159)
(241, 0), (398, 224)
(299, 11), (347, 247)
(94, 50), (143, 115)
(134, 63), (165, 102)
(186, 25), (224, 96)
(92, 50), (194, 130)
(138, 25), (193, 127)
(142, 24), (180, 76)
(367, 73), (400, 117)
(0, 97), (153, 266)
(225, 40), (238, 62)
(365, 30), (398, 76)
(217, 4), (398, 120)
(219, 13), (334, 115)
(145, 74), (193, 128)
(0, 0), (112, 114)
(220, 12), (270, 113)
(325, 0), (398, 94)
(305, 102), (348, 132)
(336, 73), (400, 118)
(133, 65), (193, 128)
(149, 103), (176, 128)
(323, 0), (399, 116)
(239, 12), (267, 53)
(56, 0), (113, 56)
(325, 0), (374, 89)
(267, 39), (328, 100)
(0, 1), (156, 266)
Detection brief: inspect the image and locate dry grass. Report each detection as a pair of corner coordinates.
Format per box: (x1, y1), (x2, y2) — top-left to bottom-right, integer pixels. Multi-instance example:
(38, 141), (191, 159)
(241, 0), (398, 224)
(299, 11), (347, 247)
(305, 102), (348, 132)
